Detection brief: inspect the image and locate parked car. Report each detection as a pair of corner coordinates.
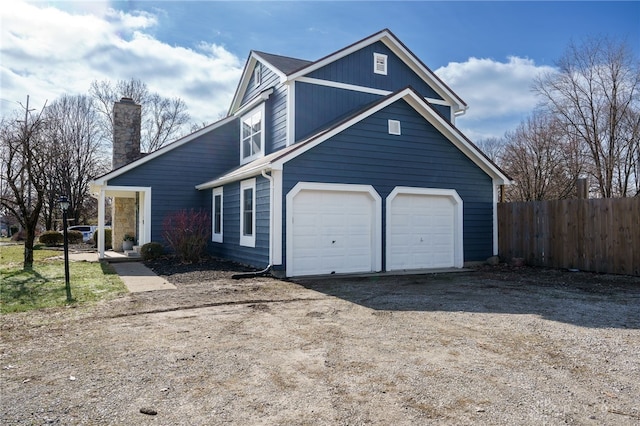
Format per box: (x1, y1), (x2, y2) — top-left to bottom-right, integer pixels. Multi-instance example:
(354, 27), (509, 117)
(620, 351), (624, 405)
(68, 225), (97, 242)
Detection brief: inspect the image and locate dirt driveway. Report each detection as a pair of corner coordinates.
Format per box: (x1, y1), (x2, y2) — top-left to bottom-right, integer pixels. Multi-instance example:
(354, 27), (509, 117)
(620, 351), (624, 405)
(1, 263), (639, 425)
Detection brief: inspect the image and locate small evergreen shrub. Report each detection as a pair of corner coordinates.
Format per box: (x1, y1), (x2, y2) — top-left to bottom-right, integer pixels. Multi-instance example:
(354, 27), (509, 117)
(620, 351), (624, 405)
(162, 209), (211, 263)
(140, 242), (164, 261)
(92, 228), (113, 249)
(39, 231), (63, 246)
(67, 230), (84, 244)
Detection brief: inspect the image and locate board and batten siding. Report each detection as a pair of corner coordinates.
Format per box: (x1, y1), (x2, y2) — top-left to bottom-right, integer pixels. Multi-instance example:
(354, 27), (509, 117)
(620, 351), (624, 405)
(307, 41), (444, 101)
(108, 120), (239, 244)
(281, 99), (494, 267)
(207, 176), (270, 268)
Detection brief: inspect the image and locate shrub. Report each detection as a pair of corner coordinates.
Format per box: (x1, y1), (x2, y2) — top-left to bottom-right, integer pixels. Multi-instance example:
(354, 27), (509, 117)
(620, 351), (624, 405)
(39, 231), (63, 246)
(11, 230), (26, 241)
(140, 242), (164, 261)
(162, 209), (211, 263)
(92, 228), (112, 249)
(67, 230), (83, 244)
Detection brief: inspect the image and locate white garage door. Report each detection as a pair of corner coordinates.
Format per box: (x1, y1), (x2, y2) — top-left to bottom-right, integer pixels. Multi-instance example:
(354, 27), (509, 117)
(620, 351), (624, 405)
(387, 188), (463, 270)
(287, 184), (380, 277)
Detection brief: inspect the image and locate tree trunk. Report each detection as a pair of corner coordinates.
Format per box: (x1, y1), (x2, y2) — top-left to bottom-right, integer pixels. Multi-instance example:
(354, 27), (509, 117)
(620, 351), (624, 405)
(23, 228), (35, 269)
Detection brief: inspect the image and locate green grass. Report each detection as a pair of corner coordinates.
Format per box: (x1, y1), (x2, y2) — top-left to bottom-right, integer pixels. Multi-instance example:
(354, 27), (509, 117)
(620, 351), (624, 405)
(0, 243), (127, 314)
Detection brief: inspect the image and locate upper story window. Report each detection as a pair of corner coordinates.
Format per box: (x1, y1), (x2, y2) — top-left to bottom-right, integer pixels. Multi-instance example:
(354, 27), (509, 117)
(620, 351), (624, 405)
(374, 53), (387, 75)
(240, 104), (265, 164)
(212, 187), (223, 243)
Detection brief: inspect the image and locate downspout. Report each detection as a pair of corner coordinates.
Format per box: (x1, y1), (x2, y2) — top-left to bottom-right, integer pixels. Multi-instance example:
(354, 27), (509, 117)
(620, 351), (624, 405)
(232, 169), (273, 279)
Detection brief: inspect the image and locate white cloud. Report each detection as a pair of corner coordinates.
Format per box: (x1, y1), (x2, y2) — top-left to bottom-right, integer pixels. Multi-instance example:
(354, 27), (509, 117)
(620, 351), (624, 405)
(0, 1), (242, 125)
(435, 56), (556, 140)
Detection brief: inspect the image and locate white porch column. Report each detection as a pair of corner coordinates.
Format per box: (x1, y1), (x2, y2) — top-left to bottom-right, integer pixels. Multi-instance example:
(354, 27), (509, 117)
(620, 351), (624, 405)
(98, 189), (106, 259)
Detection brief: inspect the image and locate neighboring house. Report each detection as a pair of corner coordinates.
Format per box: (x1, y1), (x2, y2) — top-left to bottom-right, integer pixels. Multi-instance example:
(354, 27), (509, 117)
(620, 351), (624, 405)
(90, 28), (511, 277)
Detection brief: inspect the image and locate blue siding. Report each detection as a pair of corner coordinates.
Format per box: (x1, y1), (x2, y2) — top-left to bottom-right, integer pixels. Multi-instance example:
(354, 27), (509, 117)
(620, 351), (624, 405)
(208, 176), (270, 268)
(241, 63), (280, 106)
(295, 82), (381, 141)
(109, 120), (239, 244)
(282, 99), (494, 265)
(431, 104), (451, 120)
(308, 41), (443, 101)
(267, 84), (288, 153)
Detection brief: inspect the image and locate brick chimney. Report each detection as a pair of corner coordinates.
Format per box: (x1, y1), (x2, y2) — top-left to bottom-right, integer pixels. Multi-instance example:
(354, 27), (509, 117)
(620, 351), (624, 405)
(112, 97), (141, 169)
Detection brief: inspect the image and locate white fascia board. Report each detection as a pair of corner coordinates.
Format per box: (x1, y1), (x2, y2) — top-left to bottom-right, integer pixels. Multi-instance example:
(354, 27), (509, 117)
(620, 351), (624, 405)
(90, 115), (235, 188)
(296, 76), (448, 106)
(401, 91), (510, 184)
(228, 54), (260, 115)
(229, 52), (287, 115)
(297, 76), (389, 96)
(195, 163), (279, 190)
(232, 88), (274, 118)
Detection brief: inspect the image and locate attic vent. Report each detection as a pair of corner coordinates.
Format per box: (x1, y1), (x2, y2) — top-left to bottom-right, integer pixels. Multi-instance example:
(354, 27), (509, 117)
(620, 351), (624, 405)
(374, 53), (387, 75)
(388, 119), (401, 135)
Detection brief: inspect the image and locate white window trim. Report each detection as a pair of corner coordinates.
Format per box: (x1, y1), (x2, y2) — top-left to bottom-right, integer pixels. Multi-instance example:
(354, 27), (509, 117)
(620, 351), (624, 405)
(240, 104), (265, 165)
(374, 52), (387, 75)
(212, 187), (223, 243)
(240, 178), (256, 248)
(388, 119), (401, 135)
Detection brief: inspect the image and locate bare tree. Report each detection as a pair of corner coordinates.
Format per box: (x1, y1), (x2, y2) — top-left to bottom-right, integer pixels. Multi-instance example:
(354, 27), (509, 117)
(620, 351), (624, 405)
(499, 111), (581, 201)
(90, 78), (190, 154)
(43, 94), (108, 226)
(475, 137), (505, 162)
(534, 36), (640, 197)
(141, 93), (190, 152)
(0, 97), (49, 269)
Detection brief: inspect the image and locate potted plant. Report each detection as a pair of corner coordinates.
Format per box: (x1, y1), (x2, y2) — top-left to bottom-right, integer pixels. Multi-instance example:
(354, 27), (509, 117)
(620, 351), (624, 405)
(123, 234), (135, 251)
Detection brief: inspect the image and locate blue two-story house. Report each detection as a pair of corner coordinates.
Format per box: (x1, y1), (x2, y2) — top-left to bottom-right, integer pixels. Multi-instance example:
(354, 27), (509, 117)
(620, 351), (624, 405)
(90, 29), (510, 277)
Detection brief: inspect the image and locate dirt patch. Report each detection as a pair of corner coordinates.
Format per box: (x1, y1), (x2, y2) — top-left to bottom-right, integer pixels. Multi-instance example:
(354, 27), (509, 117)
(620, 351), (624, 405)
(1, 260), (639, 425)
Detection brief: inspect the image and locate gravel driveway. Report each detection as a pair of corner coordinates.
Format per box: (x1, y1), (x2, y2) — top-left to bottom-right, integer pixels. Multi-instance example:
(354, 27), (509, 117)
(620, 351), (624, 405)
(1, 260), (639, 425)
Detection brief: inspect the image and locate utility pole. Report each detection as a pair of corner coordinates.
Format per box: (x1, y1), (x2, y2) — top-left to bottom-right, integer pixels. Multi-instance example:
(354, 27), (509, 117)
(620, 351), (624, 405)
(17, 95), (35, 214)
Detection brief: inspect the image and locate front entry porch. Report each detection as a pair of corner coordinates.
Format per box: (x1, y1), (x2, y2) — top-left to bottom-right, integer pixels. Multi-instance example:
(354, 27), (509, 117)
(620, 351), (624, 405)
(92, 185), (151, 260)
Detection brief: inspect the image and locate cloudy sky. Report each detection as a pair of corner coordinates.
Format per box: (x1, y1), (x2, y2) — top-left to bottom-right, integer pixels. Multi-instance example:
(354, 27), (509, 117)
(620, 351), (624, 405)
(1, 1), (638, 141)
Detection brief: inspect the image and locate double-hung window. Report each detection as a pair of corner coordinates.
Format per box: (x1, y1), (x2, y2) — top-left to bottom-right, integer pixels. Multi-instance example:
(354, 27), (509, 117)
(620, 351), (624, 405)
(212, 187), (223, 243)
(240, 178), (256, 247)
(241, 105), (264, 164)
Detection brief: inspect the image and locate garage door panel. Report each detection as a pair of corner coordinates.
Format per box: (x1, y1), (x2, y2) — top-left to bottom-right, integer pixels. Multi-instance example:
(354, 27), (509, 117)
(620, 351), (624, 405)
(290, 188), (377, 276)
(387, 191), (459, 271)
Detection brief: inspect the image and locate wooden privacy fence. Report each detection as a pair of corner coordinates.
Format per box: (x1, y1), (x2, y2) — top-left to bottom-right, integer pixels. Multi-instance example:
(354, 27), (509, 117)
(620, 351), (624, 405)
(498, 197), (640, 276)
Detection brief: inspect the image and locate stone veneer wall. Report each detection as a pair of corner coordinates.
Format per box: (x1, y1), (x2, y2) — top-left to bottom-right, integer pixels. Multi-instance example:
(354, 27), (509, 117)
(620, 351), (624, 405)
(112, 197), (136, 252)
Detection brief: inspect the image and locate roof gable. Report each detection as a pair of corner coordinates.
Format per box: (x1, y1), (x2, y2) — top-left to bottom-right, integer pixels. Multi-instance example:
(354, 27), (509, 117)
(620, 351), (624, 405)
(288, 29), (467, 113)
(91, 115), (235, 188)
(197, 87), (509, 190)
(228, 29), (467, 116)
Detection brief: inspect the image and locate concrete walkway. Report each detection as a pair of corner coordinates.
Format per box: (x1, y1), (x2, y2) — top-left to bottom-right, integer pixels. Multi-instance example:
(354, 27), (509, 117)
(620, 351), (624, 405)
(109, 262), (177, 293)
(69, 251), (176, 293)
